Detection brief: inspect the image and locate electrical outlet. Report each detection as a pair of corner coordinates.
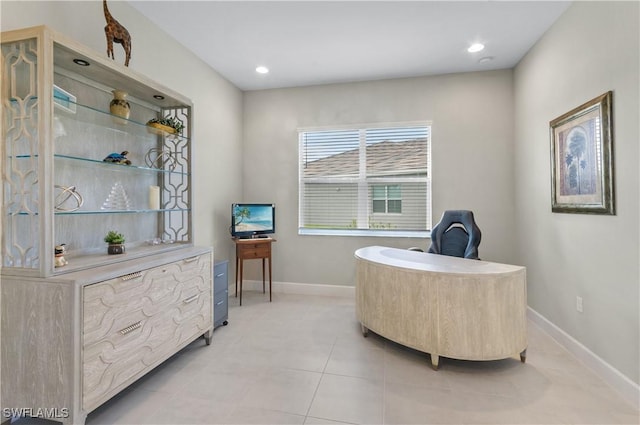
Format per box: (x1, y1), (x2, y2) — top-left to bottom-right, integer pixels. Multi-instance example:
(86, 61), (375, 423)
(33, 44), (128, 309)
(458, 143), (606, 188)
(576, 296), (583, 313)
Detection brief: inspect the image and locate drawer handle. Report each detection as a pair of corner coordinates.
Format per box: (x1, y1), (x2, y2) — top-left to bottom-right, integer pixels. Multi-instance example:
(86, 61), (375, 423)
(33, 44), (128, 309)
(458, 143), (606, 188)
(215, 273), (225, 278)
(121, 271), (142, 281)
(183, 294), (200, 304)
(119, 321), (142, 335)
(216, 300), (225, 306)
(184, 256), (200, 263)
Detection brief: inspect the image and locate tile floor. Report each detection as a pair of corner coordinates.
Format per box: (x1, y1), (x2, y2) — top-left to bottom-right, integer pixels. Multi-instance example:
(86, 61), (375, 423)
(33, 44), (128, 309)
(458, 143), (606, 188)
(15, 291), (640, 424)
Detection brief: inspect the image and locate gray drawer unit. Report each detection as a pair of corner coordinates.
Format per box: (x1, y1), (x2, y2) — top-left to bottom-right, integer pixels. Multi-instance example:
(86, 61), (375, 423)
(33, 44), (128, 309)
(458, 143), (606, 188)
(214, 260), (229, 328)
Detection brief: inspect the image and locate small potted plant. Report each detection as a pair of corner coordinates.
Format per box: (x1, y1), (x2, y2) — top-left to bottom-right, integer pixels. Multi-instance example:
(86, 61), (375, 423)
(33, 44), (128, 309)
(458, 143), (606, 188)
(146, 116), (185, 135)
(104, 230), (126, 255)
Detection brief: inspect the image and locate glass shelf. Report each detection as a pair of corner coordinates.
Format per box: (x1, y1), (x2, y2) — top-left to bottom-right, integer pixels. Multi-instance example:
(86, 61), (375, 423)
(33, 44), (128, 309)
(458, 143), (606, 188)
(54, 95), (188, 142)
(55, 208), (190, 216)
(11, 154), (189, 176)
(10, 208), (191, 216)
(55, 154), (189, 176)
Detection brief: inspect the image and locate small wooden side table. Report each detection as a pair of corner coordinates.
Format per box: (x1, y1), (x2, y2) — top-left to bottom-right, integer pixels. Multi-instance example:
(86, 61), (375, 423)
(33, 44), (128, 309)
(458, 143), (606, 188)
(233, 237), (275, 305)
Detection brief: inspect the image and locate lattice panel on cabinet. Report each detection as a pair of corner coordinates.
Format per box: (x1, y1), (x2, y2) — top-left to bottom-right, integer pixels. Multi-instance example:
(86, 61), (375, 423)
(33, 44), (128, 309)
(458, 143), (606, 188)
(160, 106), (190, 242)
(2, 38), (41, 269)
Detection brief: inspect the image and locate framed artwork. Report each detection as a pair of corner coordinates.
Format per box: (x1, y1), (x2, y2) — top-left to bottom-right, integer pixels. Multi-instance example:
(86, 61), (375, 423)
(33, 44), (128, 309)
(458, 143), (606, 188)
(549, 91), (615, 214)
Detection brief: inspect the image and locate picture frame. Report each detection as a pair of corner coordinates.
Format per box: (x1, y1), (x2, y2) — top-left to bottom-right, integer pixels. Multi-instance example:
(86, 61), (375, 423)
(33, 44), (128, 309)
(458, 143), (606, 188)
(549, 91), (615, 215)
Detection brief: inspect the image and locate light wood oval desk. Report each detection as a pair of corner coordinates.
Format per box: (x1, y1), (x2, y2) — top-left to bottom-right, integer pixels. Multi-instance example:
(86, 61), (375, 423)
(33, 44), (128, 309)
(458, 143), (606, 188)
(355, 246), (527, 369)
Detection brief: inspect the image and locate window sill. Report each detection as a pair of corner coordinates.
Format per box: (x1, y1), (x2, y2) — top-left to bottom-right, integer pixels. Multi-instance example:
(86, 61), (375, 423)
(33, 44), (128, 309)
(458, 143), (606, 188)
(298, 228), (430, 238)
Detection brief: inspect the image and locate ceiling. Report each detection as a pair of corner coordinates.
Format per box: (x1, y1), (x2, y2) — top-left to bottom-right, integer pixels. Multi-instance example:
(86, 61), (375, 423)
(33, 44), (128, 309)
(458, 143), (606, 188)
(128, 1), (571, 91)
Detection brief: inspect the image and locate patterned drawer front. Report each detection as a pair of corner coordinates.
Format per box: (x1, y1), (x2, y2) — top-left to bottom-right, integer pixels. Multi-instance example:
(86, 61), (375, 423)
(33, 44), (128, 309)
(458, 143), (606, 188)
(180, 253), (211, 273)
(82, 254), (212, 411)
(165, 262), (212, 347)
(83, 266), (177, 347)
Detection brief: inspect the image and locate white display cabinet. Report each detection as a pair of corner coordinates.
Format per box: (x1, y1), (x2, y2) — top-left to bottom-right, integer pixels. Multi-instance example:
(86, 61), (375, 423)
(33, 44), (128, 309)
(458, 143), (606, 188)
(2, 25), (193, 277)
(1, 26), (212, 425)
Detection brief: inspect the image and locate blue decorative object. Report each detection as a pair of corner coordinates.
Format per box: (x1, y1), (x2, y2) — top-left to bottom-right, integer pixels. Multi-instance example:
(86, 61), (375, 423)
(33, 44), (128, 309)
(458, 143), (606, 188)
(103, 151), (131, 165)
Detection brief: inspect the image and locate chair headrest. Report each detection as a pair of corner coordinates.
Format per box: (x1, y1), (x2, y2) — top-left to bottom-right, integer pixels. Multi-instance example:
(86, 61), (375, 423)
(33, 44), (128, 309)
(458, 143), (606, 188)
(428, 210), (481, 259)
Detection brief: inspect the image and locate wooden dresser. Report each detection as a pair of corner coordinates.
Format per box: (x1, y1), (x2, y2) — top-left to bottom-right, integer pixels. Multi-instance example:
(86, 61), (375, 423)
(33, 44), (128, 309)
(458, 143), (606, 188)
(1, 247), (213, 425)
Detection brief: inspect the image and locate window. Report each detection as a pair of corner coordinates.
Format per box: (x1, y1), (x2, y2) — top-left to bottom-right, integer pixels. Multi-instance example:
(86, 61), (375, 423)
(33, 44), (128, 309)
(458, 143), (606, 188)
(299, 124), (431, 236)
(372, 185), (401, 214)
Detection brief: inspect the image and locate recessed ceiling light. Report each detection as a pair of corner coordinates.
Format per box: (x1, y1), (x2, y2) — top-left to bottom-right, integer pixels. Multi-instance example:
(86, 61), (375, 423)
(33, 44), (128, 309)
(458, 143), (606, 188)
(467, 43), (485, 53)
(256, 66), (269, 74)
(73, 58), (90, 66)
(478, 56), (494, 64)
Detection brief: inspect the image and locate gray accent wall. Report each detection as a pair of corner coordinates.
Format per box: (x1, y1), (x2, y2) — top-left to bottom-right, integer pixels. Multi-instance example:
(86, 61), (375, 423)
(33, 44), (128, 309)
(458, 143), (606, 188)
(514, 1), (639, 384)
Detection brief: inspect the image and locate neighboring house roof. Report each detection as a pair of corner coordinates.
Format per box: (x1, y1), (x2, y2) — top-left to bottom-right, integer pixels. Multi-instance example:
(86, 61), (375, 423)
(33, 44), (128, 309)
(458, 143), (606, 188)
(303, 139), (428, 178)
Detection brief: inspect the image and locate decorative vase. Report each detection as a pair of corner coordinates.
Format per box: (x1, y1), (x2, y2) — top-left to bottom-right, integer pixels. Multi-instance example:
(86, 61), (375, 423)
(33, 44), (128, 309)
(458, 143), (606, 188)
(107, 243), (125, 255)
(109, 90), (130, 119)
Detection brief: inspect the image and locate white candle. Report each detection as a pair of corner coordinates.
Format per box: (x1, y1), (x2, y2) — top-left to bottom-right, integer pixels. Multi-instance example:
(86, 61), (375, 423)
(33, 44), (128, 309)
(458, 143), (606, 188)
(149, 185), (160, 210)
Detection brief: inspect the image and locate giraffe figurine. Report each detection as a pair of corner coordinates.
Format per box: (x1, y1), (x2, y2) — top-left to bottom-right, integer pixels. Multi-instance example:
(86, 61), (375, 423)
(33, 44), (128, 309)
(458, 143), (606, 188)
(103, 0), (131, 67)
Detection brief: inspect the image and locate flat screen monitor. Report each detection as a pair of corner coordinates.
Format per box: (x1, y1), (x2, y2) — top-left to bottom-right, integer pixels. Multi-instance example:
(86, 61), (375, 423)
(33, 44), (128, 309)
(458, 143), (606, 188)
(231, 203), (275, 238)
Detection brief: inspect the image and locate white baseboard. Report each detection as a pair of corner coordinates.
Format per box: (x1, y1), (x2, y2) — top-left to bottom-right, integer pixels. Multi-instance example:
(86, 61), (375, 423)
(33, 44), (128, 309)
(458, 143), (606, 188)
(237, 279), (355, 298)
(527, 307), (639, 410)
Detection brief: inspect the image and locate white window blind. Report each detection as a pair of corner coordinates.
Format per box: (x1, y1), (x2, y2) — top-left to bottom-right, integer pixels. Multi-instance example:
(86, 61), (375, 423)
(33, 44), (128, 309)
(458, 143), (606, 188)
(299, 124), (431, 236)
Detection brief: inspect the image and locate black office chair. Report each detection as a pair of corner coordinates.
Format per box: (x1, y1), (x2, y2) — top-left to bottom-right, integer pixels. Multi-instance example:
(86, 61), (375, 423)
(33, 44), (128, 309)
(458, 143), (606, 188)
(425, 210), (481, 260)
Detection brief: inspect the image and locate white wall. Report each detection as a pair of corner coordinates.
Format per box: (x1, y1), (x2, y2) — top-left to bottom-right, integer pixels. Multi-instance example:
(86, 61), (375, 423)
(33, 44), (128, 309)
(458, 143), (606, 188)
(0, 0), (244, 260)
(514, 1), (639, 384)
(242, 70), (516, 285)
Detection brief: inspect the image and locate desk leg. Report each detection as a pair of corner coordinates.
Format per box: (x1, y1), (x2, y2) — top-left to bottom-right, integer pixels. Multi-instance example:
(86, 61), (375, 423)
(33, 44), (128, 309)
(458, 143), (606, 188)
(262, 258), (266, 293)
(268, 253), (272, 302)
(430, 354), (439, 371)
(235, 256), (239, 298)
(239, 258), (243, 306)
(361, 323), (368, 337)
